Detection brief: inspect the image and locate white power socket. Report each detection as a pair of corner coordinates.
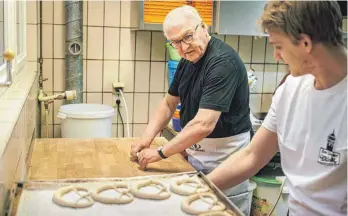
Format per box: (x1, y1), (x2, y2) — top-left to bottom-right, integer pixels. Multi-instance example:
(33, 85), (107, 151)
(112, 81), (124, 94)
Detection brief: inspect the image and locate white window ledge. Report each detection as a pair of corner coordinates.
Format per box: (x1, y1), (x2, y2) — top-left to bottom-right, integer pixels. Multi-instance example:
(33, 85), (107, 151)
(0, 64), (37, 157)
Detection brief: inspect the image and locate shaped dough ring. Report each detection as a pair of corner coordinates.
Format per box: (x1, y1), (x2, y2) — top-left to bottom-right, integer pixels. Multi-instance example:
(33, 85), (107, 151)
(198, 211), (236, 216)
(170, 176), (210, 196)
(182, 192), (225, 215)
(92, 183), (134, 204)
(131, 179), (171, 200)
(52, 186), (94, 208)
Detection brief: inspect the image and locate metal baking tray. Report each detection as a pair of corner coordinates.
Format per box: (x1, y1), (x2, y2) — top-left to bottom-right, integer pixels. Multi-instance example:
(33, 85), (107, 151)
(5, 171), (244, 216)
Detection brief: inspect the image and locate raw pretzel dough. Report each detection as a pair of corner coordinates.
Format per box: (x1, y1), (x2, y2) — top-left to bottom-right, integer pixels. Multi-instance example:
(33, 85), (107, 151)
(92, 183), (134, 204)
(131, 179), (171, 200)
(170, 175), (210, 196)
(181, 192), (226, 215)
(52, 186), (94, 208)
(198, 211), (236, 216)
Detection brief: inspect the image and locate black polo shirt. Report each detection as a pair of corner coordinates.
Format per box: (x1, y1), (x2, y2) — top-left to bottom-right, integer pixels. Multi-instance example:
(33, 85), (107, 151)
(168, 36), (251, 138)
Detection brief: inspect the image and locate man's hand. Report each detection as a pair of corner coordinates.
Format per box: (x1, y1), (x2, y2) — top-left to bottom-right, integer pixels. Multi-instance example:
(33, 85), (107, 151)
(138, 148), (162, 170)
(130, 138), (152, 159)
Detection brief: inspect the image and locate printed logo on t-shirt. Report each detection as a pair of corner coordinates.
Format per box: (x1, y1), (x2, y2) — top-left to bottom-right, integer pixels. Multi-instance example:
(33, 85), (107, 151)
(318, 130), (340, 166)
(189, 144), (205, 152)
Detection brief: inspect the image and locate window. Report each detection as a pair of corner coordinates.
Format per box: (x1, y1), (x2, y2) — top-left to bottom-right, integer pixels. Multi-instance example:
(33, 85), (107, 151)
(0, 0), (26, 86)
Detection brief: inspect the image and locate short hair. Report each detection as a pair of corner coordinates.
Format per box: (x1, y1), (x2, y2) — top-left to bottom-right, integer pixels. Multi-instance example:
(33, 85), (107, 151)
(163, 5), (202, 38)
(260, 1), (344, 46)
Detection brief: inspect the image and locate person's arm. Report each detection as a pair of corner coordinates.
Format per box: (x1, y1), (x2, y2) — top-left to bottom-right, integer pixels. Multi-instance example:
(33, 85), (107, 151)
(162, 108), (221, 157)
(141, 94), (180, 141)
(207, 126), (278, 189)
(208, 78), (285, 189)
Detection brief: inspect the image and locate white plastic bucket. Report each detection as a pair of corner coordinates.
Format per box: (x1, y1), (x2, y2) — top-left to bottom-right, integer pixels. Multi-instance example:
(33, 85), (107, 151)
(251, 176), (289, 216)
(58, 103), (115, 138)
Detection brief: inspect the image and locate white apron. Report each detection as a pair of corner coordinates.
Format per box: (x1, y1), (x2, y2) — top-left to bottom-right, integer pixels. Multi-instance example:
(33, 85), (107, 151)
(186, 131), (251, 216)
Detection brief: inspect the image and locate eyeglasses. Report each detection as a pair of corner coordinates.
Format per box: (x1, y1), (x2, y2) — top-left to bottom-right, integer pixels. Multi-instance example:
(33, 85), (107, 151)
(169, 23), (200, 48)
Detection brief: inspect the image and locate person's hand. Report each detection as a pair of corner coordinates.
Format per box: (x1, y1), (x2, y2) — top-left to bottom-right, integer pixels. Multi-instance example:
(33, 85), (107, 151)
(138, 148), (162, 170)
(130, 138), (152, 159)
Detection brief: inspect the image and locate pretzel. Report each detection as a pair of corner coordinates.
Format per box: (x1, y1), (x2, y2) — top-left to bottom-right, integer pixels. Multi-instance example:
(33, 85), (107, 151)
(131, 179), (171, 200)
(92, 183), (134, 204)
(52, 186), (94, 208)
(198, 211), (236, 216)
(170, 175), (210, 196)
(181, 192), (226, 215)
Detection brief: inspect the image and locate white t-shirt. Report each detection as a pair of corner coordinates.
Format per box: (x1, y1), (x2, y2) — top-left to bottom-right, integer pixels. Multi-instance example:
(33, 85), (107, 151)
(263, 74), (347, 216)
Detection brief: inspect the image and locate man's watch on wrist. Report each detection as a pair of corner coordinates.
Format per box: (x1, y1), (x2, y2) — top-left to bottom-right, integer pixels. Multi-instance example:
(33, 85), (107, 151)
(157, 146), (167, 159)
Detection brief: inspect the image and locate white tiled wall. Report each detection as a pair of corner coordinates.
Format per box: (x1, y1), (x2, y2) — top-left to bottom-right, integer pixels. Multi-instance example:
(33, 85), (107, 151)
(37, 1), (347, 138)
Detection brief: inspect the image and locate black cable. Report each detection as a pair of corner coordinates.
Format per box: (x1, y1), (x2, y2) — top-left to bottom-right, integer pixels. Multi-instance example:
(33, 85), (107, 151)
(116, 99), (124, 137)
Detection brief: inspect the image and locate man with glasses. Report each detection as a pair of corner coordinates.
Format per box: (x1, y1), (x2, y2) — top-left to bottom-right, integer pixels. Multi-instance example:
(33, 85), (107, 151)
(131, 5), (253, 215)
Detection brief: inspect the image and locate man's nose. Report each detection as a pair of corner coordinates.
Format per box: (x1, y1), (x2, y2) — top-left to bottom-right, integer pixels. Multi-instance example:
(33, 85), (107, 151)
(181, 41), (190, 51)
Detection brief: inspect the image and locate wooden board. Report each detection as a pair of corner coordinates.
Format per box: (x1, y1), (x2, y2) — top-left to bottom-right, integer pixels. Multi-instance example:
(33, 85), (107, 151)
(27, 137), (195, 180)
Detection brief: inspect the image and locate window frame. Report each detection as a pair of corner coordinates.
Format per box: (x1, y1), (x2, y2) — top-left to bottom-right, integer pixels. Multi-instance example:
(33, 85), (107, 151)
(0, 0), (26, 86)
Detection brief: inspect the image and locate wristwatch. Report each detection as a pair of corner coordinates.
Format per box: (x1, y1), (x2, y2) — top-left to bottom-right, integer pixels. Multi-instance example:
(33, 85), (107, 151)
(157, 146), (167, 159)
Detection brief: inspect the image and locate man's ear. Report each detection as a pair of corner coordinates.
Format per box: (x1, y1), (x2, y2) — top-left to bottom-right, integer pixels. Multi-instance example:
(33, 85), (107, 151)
(300, 33), (313, 53)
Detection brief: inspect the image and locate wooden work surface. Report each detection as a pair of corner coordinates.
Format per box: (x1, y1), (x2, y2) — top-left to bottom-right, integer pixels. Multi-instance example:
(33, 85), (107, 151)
(27, 137), (195, 180)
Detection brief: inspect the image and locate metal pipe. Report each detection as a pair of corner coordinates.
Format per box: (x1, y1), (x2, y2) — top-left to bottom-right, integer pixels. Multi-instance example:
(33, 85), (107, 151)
(64, 0), (83, 104)
(38, 0), (43, 90)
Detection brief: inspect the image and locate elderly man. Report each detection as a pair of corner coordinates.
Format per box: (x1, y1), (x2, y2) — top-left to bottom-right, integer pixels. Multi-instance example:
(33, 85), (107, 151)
(207, 1), (347, 216)
(130, 5), (253, 215)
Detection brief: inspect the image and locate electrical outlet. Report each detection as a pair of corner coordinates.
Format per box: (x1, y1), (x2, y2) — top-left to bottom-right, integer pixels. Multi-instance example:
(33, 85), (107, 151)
(112, 81), (125, 95)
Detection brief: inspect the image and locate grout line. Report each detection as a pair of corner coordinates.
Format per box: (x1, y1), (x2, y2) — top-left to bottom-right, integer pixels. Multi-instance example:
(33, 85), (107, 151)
(51, 5), (55, 137)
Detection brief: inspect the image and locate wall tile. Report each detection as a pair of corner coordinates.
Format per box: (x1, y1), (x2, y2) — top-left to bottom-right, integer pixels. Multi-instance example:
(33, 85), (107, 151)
(27, 1), (37, 24)
(120, 1), (138, 28)
(83, 0), (87, 26)
(53, 59), (65, 92)
(251, 37), (266, 63)
(102, 93), (117, 123)
(133, 93), (149, 124)
(54, 125), (61, 138)
(83, 60), (87, 91)
(43, 59), (53, 92)
(225, 35), (239, 51)
(118, 93), (134, 125)
(263, 64), (278, 93)
(83, 26), (87, 59)
(135, 31), (151, 61)
(134, 61), (150, 92)
(53, 99), (63, 124)
(53, 1), (65, 25)
(87, 27), (103, 59)
(149, 93), (164, 120)
(112, 124), (117, 137)
(103, 61), (119, 92)
(42, 24), (53, 58)
(26, 25), (37, 61)
(133, 124), (147, 137)
(42, 1), (53, 24)
(239, 36), (252, 63)
(120, 29), (135, 60)
(151, 32), (166, 61)
(104, 28), (120, 60)
(261, 94), (273, 112)
(251, 64), (264, 93)
(119, 61), (134, 92)
(150, 62), (165, 92)
(87, 1), (104, 26)
(250, 94), (261, 113)
(105, 1), (120, 27)
(53, 25), (65, 58)
(86, 93), (102, 104)
(118, 123), (133, 138)
(87, 60), (103, 92)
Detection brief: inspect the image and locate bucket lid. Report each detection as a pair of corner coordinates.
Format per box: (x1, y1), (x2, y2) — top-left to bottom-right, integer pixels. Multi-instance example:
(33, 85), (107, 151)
(58, 103), (115, 119)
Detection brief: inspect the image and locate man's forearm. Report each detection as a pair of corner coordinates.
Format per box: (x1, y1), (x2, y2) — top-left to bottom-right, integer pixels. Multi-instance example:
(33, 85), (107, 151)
(141, 99), (176, 141)
(162, 119), (212, 157)
(207, 126), (278, 190)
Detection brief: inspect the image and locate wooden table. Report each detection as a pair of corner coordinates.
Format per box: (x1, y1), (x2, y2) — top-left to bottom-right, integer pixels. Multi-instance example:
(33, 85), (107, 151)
(27, 137), (195, 180)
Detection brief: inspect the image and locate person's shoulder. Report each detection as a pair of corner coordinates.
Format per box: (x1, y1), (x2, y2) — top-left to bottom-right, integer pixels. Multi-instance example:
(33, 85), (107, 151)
(209, 36), (239, 58)
(284, 74), (314, 90)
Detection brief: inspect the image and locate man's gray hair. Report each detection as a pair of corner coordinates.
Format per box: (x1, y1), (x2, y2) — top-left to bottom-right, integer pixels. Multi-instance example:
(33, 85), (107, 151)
(163, 5), (202, 38)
